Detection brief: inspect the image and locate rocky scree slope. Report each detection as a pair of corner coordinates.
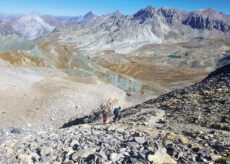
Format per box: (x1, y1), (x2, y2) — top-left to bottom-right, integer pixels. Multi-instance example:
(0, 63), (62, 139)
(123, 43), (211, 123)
(1, 123), (230, 164)
(140, 63), (230, 131)
(65, 63), (230, 132)
(1, 65), (230, 163)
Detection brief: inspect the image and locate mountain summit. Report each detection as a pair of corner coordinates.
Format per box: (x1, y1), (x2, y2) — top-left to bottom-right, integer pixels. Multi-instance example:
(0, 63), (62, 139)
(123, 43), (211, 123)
(81, 11), (97, 23)
(12, 12), (55, 40)
(0, 6), (229, 42)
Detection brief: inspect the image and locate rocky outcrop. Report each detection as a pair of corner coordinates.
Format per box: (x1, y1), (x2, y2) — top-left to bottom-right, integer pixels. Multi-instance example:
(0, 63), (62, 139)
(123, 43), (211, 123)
(134, 6), (230, 32)
(182, 8), (230, 32)
(183, 15), (230, 32)
(81, 11), (98, 24)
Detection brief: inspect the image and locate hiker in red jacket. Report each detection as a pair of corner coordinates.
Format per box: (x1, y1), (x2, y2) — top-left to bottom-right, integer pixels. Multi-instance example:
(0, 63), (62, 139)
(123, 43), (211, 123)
(103, 108), (109, 124)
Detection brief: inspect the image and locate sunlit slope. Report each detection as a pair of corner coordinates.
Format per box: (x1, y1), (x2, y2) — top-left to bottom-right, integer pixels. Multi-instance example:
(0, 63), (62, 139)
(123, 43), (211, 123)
(0, 42), (168, 94)
(0, 34), (38, 52)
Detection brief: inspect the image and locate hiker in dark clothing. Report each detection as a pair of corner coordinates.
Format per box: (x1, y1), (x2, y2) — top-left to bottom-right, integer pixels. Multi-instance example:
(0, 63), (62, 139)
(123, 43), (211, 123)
(103, 108), (109, 124)
(113, 107), (121, 123)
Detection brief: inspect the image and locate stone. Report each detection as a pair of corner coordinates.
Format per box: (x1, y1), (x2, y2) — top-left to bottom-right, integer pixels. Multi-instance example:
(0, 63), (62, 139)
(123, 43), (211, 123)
(106, 125), (116, 132)
(17, 154), (33, 163)
(30, 152), (40, 162)
(109, 153), (120, 162)
(192, 145), (201, 152)
(165, 132), (175, 141)
(30, 142), (38, 150)
(178, 136), (189, 145)
(98, 149), (108, 160)
(40, 146), (53, 156)
(72, 147), (96, 161)
(130, 158), (139, 163)
(147, 147), (176, 164)
(195, 131), (204, 135)
(5, 147), (14, 155)
(119, 148), (126, 153)
(203, 135), (209, 140)
(10, 128), (21, 134)
(128, 142), (139, 148)
(166, 146), (178, 156)
(70, 139), (79, 147)
(80, 124), (91, 129)
(210, 154), (222, 161)
(134, 137), (145, 144)
(63, 147), (74, 156)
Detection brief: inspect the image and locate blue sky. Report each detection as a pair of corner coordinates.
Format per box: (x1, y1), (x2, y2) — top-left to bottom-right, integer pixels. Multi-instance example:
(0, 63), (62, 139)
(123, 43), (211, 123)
(0, 0), (229, 16)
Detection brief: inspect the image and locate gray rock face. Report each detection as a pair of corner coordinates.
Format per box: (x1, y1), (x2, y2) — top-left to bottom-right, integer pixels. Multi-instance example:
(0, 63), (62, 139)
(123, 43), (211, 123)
(135, 7), (230, 32)
(81, 11), (98, 24)
(183, 14), (230, 32)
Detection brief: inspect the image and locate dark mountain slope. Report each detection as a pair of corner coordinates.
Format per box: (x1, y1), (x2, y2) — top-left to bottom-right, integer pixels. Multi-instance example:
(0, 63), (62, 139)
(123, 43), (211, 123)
(142, 64), (230, 130)
(62, 64), (230, 132)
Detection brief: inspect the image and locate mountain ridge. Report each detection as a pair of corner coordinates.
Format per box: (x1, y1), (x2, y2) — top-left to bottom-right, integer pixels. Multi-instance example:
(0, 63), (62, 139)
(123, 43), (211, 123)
(0, 6), (229, 41)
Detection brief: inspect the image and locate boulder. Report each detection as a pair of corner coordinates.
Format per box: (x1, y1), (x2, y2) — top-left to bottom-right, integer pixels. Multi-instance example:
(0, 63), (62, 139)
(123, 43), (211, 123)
(147, 147), (176, 164)
(72, 147), (96, 161)
(165, 132), (175, 141)
(178, 136), (189, 145)
(109, 153), (122, 162)
(134, 137), (146, 144)
(17, 154), (33, 163)
(40, 146), (53, 156)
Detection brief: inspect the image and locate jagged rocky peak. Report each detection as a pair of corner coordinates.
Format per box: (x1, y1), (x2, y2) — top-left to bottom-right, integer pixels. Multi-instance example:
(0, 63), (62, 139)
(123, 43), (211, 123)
(84, 11), (96, 20)
(183, 8), (230, 32)
(193, 8), (225, 19)
(133, 6), (188, 24)
(158, 6), (189, 16)
(157, 7), (189, 24)
(108, 11), (124, 20)
(81, 11), (97, 23)
(133, 5), (157, 19)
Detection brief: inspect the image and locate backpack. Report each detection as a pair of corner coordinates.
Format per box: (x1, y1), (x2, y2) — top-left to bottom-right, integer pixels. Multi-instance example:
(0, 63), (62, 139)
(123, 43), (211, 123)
(113, 108), (120, 116)
(103, 110), (108, 117)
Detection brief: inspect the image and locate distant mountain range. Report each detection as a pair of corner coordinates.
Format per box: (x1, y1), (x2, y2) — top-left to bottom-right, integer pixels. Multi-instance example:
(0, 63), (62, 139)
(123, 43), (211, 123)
(0, 6), (229, 46)
(0, 11), (97, 40)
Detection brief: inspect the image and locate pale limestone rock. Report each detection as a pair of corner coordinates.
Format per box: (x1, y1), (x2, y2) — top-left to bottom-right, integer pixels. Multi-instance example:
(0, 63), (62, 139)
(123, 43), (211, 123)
(17, 154), (33, 163)
(147, 147), (176, 164)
